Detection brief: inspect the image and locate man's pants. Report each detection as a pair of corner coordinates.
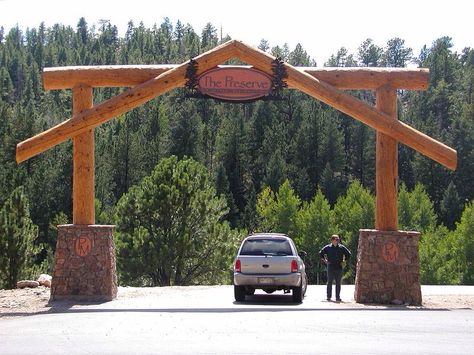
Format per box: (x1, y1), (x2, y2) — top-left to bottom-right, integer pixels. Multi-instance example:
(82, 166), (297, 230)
(327, 267), (343, 299)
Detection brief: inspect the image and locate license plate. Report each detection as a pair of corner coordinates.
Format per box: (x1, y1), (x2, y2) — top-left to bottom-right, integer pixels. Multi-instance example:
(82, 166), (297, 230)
(258, 277), (274, 284)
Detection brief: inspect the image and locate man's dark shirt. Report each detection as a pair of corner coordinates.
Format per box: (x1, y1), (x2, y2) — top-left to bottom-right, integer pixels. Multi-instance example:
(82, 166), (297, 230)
(319, 243), (351, 270)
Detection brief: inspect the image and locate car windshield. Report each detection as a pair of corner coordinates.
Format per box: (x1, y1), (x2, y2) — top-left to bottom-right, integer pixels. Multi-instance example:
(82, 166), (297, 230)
(240, 238), (292, 256)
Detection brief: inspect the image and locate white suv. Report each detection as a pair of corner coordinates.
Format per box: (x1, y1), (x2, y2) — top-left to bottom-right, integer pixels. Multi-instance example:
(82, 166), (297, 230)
(233, 233), (307, 303)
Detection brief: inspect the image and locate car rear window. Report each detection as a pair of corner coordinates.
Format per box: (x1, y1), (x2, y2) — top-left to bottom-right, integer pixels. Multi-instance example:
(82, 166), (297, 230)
(240, 238), (293, 256)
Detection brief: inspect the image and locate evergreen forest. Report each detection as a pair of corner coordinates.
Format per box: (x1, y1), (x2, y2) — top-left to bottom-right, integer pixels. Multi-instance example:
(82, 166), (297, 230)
(0, 18), (473, 288)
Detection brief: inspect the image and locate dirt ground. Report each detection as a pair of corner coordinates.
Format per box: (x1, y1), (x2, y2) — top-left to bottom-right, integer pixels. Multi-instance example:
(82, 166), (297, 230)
(1, 285), (473, 319)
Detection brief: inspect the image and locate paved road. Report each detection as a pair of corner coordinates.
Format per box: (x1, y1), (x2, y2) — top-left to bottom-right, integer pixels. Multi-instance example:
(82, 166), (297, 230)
(1, 285), (473, 354)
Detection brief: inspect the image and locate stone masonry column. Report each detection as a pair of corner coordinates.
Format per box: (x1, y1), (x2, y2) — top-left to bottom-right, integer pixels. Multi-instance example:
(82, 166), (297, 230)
(354, 229), (422, 305)
(51, 224), (117, 301)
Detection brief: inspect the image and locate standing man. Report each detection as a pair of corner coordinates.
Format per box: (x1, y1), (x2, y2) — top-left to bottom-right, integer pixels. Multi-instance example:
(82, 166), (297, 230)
(319, 235), (351, 302)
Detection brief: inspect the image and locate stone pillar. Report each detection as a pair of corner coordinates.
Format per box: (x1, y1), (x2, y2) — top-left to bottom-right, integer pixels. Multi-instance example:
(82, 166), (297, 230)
(51, 224), (117, 301)
(354, 229), (422, 305)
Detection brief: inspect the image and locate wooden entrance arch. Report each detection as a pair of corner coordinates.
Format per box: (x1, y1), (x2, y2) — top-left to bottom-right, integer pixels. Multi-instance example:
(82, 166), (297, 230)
(17, 39), (457, 229)
(16, 40), (457, 302)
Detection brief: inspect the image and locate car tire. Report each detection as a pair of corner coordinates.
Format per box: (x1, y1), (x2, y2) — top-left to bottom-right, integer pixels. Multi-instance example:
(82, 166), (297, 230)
(234, 285), (246, 302)
(245, 287), (255, 296)
(292, 284), (303, 303)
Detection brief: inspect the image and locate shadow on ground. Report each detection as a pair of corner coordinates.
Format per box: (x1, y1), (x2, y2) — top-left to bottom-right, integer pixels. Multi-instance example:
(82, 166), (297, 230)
(2, 296), (454, 318)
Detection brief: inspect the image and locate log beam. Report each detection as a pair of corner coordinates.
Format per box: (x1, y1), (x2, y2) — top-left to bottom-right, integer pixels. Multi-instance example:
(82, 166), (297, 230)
(43, 65), (176, 90)
(232, 40), (456, 170)
(16, 40), (238, 163)
(304, 67), (429, 90)
(375, 87), (398, 230)
(72, 84), (95, 225)
(43, 65), (429, 91)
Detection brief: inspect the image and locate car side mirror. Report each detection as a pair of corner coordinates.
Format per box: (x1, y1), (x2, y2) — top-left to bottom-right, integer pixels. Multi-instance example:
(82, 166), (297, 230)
(298, 251), (307, 259)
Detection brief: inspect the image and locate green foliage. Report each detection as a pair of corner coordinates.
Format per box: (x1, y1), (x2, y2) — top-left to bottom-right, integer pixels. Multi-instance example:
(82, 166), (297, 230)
(255, 186), (276, 232)
(0, 187), (39, 289)
(358, 38), (383, 67)
(294, 190), (336, 283)
(256, 180), (300, 235)
(95, 199), (112, 225)
(167, 98), (203, 160)
(440, 181), (462, 230)
(214, 162), (236, 222)
(382, 38), (413, 67)
(320, 163), (339, 206)
(40, 211), (69, 274)
(273, 180), (301, 235)
(398, 183), (437, 233)
(419, 225), (463, 285)
(333, 180), (375, 281)
(114, 156), (243, 286)
(264, 152), (286, 192)
(454, 201), (474, 284)
(325, 47), (357, 67)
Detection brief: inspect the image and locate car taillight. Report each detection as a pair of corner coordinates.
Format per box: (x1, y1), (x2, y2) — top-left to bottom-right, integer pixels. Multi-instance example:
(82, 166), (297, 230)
(291, 259), (298, 273)
(235, 259), (241, 272)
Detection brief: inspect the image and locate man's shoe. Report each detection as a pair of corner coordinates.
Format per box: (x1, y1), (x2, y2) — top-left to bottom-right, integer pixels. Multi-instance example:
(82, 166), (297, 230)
(327, 297), (331, 301)
(336, 298), (341, 302)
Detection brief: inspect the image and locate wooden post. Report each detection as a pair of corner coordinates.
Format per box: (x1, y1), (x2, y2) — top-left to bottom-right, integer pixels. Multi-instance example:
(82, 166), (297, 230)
(72, 84), (94, 225)
(375, 86), (398, 230)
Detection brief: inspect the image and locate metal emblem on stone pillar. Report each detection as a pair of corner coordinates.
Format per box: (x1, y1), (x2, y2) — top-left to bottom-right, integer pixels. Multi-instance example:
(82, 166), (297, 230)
(382, 241), (399, 263)
(75, 235), (92, 257)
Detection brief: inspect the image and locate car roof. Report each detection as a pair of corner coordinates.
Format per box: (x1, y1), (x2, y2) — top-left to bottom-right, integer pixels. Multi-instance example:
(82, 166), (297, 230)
(246, 233), (290, 239)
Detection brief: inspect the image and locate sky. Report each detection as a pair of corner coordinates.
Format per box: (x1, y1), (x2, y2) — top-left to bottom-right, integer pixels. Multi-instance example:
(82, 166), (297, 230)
(0, 0), (472, 66)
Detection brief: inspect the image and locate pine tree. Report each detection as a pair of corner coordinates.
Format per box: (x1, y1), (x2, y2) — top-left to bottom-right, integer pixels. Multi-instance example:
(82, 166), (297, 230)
(320, 163), (339, 206)
(358, 38), (382, 67)
(382, 38), (413, 67)
(214, 107), (252, 227)
(325, 47), (357, 67)
(215, 162), (238, 225)
(167, 98), (203, 161)
(321, 112), (346, 174)
(263, 152), (286, 192)
(201, 23), (218, 51)
(258, 39), (269, 52)
(0, 186), (39, 289)
(440, 181), (462, 229)
(288, 43), (313, 66)
(454, 201), (474, 284)
(114, 156), (242, 286)
(452, 115), (474, 208)
(243, 185), (257, 232)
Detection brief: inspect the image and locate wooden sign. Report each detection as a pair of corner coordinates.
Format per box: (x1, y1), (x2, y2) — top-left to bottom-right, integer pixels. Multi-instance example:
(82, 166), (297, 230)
(75, 235), (92, 257)
(382, 241), (399, 263)
(198, 67), (272, 101)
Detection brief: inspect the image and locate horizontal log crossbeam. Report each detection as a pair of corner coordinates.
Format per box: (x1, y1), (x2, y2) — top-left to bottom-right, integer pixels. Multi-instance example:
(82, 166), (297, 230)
(17, 39), (457, 173)
(43, 65), (429, 91)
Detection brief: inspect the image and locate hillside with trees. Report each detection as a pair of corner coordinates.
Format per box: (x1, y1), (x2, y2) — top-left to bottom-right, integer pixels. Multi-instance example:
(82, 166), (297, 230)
(0, 18), (473, 287)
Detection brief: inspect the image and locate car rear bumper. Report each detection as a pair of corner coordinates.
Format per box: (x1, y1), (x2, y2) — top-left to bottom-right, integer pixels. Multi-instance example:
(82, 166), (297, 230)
(234, 272), (302, 287)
